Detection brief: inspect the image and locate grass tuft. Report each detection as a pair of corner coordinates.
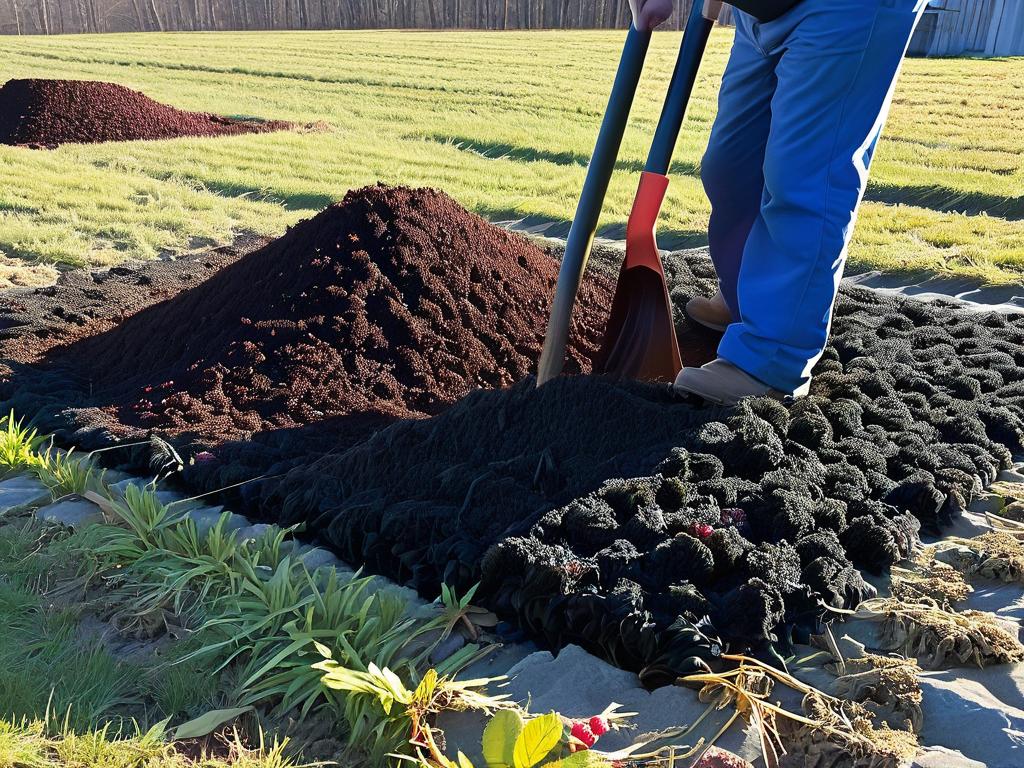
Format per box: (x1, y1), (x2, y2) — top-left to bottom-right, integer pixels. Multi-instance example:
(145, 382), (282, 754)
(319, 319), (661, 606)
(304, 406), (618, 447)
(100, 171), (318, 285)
(0, 411), (46, 478)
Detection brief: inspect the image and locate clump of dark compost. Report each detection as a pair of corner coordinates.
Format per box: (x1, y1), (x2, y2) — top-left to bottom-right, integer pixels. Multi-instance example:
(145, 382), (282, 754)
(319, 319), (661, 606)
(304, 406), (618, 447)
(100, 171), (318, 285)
(0, 79), (292, 147)
(3, 188), (1024, 685)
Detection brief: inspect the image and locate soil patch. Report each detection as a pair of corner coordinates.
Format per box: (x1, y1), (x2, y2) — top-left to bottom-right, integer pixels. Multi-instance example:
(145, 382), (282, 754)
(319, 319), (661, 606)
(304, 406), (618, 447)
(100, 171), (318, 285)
(0, 235), (267, 363)
(4, 188), (1024, 684)
(1, 185), (613, 444)
(0, 79), (292, 147)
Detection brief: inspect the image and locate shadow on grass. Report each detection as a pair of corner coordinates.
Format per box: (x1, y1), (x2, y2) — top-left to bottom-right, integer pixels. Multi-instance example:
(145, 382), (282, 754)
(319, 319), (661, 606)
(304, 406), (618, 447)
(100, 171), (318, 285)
(864, 182), (1024, 220)
(429, 134), (702, 178)
(432, 135), (1024, 222)
(194, 179), (338, 212)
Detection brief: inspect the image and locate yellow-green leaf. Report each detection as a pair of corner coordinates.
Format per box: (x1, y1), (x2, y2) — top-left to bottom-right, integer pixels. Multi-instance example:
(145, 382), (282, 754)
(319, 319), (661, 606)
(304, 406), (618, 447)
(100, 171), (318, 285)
(458, 751), (476, 768)
(313, 641), (333, 659)
(482, 709), (523, 768)
(172, 706), (254, 740)
(512, 712), (563, 768)
(414, 668), (439, 703)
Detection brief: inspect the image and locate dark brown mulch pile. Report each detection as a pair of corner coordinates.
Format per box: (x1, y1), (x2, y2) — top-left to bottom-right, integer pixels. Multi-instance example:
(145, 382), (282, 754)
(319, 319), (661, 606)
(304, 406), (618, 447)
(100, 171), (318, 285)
(0, 79), (292, 147)
(0, 185), (614, 443)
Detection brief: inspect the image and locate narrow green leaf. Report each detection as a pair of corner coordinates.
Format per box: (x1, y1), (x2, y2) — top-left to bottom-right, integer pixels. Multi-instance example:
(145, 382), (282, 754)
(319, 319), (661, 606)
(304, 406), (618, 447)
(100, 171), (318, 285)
(171, 706), (254, 740)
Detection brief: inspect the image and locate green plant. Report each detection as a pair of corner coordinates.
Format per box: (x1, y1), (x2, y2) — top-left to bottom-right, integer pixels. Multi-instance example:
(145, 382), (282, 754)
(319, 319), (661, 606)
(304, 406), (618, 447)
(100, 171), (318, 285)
(88, 480), (491, 749)
(83, 487), (259, 636)
(112, 515), (245, 630)
(33, 447), (103, 498)
(0, 714), (301, 768)
(0, 518), (80, 593)
(245, 524), (301, 571)
(231, 566), (407, 716)
(0, 411), (46, 478)
(147, 652), (224, 721)
(100, 483), (180, 555)
(47, 719), (171, 767)
(189, 563), (486, 727)
(0, 575), (142, 731)
(438, 584), (499, 642)
(315, 651), (509, 767)
(425, 705), (646, 768)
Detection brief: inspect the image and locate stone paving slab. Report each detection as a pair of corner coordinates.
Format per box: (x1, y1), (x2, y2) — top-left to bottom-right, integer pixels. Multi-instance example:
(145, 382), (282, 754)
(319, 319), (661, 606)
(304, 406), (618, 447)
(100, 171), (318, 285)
(298, 546), (345, 571)
(0, 475), (50, 514)
(37, 497), (104, 529)
(916, 664), (1024, 768)
(184, 506), (240, 536)
(997, 468), (1024, 485)
(235, 523), (274, 543)
(912, 747), (986, 767)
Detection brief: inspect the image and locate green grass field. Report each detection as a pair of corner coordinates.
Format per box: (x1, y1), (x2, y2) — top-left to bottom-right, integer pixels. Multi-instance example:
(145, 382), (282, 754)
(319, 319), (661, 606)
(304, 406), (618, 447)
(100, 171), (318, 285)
(0, 29), (1022, 287)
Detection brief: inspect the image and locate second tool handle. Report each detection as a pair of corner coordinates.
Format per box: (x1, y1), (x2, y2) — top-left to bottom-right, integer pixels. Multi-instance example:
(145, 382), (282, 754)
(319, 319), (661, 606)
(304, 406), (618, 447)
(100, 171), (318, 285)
(645, 0), (722, 176)
(536, 24), (651, 386)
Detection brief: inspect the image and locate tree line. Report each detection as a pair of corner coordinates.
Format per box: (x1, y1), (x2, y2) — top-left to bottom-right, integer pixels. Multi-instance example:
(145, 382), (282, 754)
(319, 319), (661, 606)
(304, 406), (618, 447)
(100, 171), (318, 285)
(0, 0), (728, 34)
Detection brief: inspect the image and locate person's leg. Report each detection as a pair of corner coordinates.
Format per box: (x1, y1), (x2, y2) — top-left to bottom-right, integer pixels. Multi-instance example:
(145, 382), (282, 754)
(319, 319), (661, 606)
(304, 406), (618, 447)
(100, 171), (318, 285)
(699, 11), (777, 319)
(717, 0), (926, 393)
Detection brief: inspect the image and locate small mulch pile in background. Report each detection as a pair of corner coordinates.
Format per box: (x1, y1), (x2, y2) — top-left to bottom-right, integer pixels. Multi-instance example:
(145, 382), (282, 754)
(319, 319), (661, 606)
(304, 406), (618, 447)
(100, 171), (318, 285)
(0, 78), (292, 147)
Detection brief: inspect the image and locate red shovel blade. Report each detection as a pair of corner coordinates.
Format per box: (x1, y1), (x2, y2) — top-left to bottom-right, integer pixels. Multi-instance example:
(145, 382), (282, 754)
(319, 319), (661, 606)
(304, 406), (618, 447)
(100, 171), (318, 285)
(594, 171), (682, 382)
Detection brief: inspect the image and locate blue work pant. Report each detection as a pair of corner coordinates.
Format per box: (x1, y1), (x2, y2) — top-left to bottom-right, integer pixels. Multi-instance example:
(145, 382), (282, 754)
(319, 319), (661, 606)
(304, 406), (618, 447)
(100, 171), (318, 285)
(703, 0), (927, 393)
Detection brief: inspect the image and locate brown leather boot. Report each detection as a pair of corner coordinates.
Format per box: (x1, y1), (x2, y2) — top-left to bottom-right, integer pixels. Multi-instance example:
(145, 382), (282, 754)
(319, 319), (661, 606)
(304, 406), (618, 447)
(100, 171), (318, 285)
(685, 290), (733, 332)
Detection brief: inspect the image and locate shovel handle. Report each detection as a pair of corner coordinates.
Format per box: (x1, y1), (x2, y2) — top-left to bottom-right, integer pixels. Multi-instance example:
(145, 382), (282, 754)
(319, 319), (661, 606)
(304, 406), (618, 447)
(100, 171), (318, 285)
(537, 24), (651, 386)
(644, 0), (719, 175)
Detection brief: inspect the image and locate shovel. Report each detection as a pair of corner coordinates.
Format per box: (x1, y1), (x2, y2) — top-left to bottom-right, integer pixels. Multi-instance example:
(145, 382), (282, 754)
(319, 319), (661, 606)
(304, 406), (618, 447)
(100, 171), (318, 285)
(537, 0), (723, 386)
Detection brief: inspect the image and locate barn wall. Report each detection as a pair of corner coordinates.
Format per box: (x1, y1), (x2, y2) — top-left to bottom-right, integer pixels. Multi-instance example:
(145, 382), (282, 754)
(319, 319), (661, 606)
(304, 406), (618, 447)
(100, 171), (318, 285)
(910, 0), (1024, 56)
(988, 0), (1024, 55)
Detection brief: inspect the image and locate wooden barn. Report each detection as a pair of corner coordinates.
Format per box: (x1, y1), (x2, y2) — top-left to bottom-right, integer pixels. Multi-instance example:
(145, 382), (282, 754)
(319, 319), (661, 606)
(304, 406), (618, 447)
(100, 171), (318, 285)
(718, 1), (1022, 57)
(907, 0), (1024, 56)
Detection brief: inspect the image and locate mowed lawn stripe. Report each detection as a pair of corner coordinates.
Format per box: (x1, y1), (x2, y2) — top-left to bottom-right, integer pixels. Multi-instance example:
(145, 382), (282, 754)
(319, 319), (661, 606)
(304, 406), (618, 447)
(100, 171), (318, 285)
(0, 29), (1021, 285)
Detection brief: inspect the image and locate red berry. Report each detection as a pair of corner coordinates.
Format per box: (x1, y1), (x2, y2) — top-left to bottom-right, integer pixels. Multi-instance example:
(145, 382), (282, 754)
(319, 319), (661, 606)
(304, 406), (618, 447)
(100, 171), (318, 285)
(689, 523), (713, 540)
(570, 722), (597, 748)
(589, 716), (609, 736)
